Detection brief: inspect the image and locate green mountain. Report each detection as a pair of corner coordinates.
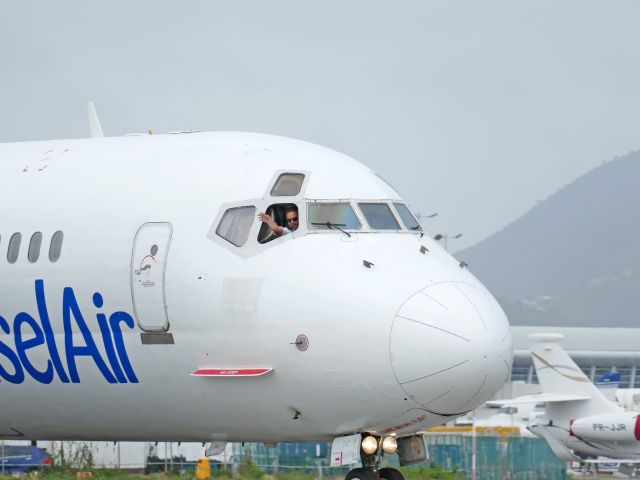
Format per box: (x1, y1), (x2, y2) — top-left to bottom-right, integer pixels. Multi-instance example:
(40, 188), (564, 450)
(457, 151), (640, 327)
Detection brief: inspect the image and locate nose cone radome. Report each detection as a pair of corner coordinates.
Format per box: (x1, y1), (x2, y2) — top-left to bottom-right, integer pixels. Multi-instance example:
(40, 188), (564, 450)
(390, 281), (512, 415)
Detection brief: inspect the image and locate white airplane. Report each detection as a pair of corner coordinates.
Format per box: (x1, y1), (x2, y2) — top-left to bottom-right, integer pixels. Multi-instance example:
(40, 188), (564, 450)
(494, 334), (640, 463)
(0, 123), (512, 480)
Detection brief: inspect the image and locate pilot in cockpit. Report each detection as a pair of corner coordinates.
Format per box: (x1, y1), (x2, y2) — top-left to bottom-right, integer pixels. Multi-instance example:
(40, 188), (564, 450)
(258, 205), (299, 237)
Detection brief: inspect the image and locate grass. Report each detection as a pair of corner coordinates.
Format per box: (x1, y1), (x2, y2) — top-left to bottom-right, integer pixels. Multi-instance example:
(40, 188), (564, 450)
(0, 461), (465, 480)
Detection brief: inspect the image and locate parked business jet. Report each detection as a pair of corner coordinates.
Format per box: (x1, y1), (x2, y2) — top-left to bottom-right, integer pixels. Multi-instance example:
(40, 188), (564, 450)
(493, 334), (640, 464)
(0, 129), (512, 480)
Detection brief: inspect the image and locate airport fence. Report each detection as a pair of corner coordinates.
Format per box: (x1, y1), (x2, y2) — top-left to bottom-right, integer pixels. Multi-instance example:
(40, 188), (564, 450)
(233, 435), (566, 480)
(426, 434), (565, 480)
(230, 433), (567, 480)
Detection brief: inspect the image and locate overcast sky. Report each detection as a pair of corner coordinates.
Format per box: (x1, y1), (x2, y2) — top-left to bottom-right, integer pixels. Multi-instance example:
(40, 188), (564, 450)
(1, 1), (639, 249)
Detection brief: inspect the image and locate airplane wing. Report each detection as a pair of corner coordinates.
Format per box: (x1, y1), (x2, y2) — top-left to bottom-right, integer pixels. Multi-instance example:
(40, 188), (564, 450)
(528, 424), (582, 462)
(487, 393), (590, 407)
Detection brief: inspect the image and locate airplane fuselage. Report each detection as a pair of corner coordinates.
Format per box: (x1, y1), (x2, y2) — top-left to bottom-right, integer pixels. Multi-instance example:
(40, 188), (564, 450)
(0, 132), (512, 443)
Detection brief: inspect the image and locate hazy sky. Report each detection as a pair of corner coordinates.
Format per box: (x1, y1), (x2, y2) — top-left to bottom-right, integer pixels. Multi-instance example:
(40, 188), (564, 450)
(2, 1), (639, 249)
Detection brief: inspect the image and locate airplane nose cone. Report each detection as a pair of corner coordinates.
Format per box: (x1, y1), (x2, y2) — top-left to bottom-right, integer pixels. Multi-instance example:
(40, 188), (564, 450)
(390, 281), (512, 415)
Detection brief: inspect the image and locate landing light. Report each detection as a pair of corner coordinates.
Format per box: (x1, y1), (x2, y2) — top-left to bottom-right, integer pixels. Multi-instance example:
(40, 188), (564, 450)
(361, 435), (378, 454)
(382, 436), (398, 454)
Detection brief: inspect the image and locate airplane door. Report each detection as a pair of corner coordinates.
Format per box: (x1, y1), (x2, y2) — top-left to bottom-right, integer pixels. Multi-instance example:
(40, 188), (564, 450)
(131, 222), (172, 331)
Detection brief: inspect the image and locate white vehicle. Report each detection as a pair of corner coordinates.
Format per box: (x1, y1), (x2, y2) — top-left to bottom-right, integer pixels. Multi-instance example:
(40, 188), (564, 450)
(0, 128), (512, 480)
(495, 333), (640, 464)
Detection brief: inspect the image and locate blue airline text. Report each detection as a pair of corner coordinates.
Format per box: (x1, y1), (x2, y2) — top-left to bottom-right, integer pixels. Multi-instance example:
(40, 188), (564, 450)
(0, 280), (138, 384)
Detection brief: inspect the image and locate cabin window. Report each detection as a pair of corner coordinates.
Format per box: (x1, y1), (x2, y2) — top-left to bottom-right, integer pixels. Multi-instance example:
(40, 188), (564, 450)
(393, 203), (421, 231)
(28, 232), (43, 263)
(216, 206), (256, 247)
(358, 203), (400, 230)
(258, 203), (299, 244)
(7, 233), (22, 263)
(49, 231), (64, 262)
(270, 173), (305, 196)
(308, 203), (362, 230)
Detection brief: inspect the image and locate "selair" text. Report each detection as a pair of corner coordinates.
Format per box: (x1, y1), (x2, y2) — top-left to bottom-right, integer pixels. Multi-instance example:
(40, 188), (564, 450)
(0, 280), (138, 384)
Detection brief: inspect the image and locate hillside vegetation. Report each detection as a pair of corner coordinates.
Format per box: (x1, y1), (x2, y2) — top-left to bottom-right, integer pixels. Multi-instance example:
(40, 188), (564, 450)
(457, 151), (640, 327)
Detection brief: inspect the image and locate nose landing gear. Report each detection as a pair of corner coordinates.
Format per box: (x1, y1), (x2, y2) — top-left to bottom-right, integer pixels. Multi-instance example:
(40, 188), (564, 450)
(345, 466), (404, 480)
(344, 467), (377, 480)
(378, 468), (405, 480)
(343, 435), (405, 480)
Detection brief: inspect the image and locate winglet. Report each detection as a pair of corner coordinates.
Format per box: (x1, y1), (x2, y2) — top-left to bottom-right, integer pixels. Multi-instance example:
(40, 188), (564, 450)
(87, 101), (104, 138)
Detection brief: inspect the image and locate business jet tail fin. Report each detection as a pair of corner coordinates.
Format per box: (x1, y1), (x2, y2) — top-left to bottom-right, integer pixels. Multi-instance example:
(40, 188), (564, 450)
(529, 333), (621, 416)
(530, 334), (603, 398)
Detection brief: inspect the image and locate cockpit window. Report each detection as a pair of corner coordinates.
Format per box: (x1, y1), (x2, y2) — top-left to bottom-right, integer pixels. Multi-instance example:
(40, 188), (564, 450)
(393, 203), (421, 231)
(358, 203), (400, 230)
(270, 173), (305, 196)
(308, 203), (362, 230)
(216, 206), (255, 246)
(258, 203), (298, 244)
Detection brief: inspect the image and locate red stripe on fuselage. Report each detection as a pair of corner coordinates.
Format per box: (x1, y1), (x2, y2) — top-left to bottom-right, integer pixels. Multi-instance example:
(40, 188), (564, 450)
(191, 368), (272, 377)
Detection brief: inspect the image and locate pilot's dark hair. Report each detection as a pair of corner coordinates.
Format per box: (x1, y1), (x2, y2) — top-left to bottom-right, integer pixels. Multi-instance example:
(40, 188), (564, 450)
(285, 204), (298, 214)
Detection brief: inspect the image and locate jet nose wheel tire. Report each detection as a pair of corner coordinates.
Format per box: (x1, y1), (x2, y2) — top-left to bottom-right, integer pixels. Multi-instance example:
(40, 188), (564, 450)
(345, 468), (378, 480)
(378, 468), (405, 480)
(344, 467), (405, 480)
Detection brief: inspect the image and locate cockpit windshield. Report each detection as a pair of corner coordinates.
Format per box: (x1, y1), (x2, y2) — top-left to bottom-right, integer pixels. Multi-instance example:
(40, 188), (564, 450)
(393, 203), (421, 231)
(212, 197), (423, 254)
(359, 203), (400, 230)
(307, 203), (362, 230)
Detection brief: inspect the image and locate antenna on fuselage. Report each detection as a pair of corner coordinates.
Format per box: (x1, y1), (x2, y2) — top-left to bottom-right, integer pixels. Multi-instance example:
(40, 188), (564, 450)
(87, 101), (104, 138)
